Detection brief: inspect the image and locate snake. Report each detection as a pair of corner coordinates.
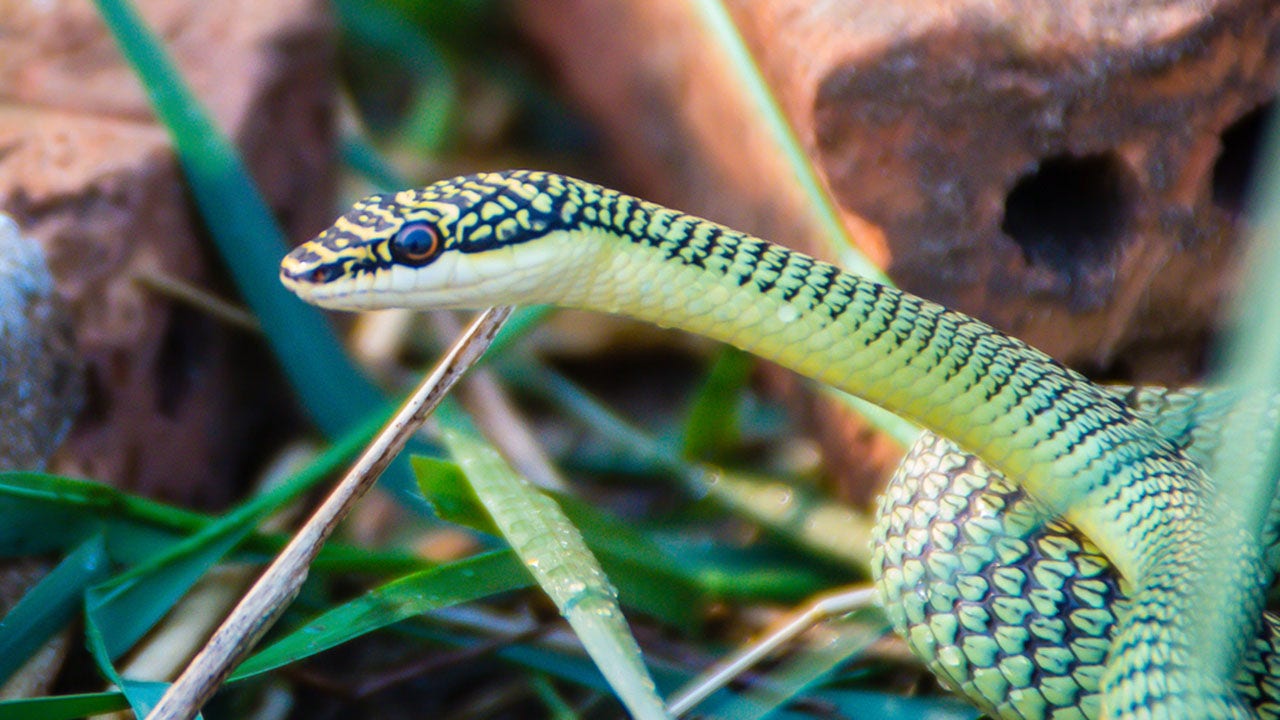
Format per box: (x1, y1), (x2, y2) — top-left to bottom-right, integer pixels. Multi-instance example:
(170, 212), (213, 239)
(279, 169), (1267, 719)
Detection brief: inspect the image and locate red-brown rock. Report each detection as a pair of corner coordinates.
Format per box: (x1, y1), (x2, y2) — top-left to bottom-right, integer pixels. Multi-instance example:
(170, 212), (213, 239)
(0, 0), (336, 504)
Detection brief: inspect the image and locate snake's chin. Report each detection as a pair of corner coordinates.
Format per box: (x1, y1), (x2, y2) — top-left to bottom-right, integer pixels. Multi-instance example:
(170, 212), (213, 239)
(281, 271), (503, 313)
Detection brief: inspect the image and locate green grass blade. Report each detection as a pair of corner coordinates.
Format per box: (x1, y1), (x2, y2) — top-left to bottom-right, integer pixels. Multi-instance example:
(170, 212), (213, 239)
(502, 360), (712, 494)
(80, 407), (383, 660)
(0, 413), (374, 681)
(74, 417), (376, 715)
(0, 471), (415, 579)
(99, 681), (170, 720)
(0, 553), (527, 716)
(84, 526), (251, 662)
(333, 0), (460, 152)
(412, 456), (500, 533)
(415, 455), (834, 610)
(681, 347), (752, 459)
(231, 550), (530, 679)
(0, 473), (201, 563)
(0, 691), (130, 720)
(91, 0), (384, 437)
(401, 615), (689, 698)
(0, 536), (110, 686)
(81, 599), (163, 718)
(433, 401), (670, 720)
(1194, 104), (1280, 674)
(529, 673), (581, 720)
(688, 0), (886, 284)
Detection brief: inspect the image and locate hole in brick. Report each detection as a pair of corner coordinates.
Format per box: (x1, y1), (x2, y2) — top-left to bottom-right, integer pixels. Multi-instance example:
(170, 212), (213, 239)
(1212, 102), (1274, 216)
(1002, 152), (1135, 278)
(79, 365), (110, 427)
(156, 306), (209, 417)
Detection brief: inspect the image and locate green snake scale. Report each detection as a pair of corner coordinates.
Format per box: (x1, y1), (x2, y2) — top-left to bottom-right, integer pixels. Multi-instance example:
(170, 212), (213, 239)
(877, 387), (1280, 719)
(280, 169), (1269, 719)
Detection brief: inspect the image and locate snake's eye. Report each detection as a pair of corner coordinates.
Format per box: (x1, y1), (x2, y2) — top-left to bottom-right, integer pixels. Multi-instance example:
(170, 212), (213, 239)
(390, 222), (441, 266)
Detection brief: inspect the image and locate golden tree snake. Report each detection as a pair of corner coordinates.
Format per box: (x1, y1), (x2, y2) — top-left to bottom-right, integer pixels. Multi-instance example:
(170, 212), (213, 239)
(280, 170), (1277, 719)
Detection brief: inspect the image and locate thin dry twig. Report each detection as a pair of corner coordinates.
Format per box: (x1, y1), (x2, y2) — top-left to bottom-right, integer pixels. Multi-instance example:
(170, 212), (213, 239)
(667, 586), (877, 716)
(132, 270), (262, 333)
(145, 306), (514, 720)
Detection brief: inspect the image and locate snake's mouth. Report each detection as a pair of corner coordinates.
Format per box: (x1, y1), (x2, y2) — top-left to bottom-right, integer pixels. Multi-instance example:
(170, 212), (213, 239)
(281, 229), (586, 312)
(280, 247), (508, 312)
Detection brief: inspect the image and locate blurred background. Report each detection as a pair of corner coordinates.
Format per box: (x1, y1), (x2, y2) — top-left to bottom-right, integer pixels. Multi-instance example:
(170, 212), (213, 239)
(0, 0), (1276, 718)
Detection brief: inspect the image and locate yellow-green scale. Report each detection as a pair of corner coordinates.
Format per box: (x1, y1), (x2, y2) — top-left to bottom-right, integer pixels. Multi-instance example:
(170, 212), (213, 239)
(873, 425), (1280, 719)
(532, 183), (1249, 717)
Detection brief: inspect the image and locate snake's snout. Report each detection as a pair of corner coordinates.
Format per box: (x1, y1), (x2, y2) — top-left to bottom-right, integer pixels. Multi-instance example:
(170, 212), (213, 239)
(280, 240), (347, 287)
(279, 243), (354, 312)
(279, 252), (314, 284)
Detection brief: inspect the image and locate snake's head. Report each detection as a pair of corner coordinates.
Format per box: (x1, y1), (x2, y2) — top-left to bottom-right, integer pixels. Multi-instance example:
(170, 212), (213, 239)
(281, 170), (583, 311)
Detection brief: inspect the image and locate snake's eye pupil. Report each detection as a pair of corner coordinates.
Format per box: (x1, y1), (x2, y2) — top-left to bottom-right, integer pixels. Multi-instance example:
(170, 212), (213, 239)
(392, 223), (440, 265)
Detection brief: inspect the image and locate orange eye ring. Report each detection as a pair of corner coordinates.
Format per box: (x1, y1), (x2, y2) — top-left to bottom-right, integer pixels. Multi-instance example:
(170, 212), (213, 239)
(390, 222), (441, 266)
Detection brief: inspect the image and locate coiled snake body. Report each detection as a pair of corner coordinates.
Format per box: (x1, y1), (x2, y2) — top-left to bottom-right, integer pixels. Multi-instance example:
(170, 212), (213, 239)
(281, 170), (1270, 719)
(879, 387), (1280, 719)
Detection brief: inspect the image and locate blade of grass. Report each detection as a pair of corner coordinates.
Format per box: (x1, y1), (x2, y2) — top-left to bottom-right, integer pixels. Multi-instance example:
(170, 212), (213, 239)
(394, 610), (690, 699)
(416, 453), (705, 590)
(692, 609), (885, 719)
(415, 456), (828, 624)
(75, 408), (382, 718)
(0, 536), (110, 686)
(530, 672), (580, 720)
(333, 0), (460, 152)
(230, 550), (531, 679)
(433, 400), (670, 720)
(0, 467), (423, 578)
(1193, 104), (1280, 676)
(83, 409), (382, 662)
(0, 554), (527, 718)
(0, 691), (131, 720)
(803, 690), (981, 720)
(688, 0), (885, 283)
(91, 0), (384, 438)
(412, 456), (499, 533)
(681, 347), (752, 460)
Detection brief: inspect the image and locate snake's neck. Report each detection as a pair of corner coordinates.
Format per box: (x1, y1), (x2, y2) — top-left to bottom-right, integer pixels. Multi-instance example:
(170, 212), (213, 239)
(546, 215), (1087, 493)
(535, 191), (1215, 535)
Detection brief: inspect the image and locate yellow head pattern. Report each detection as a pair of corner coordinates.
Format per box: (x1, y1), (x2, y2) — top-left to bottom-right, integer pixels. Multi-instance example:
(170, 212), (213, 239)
(280, 170), (599, 311)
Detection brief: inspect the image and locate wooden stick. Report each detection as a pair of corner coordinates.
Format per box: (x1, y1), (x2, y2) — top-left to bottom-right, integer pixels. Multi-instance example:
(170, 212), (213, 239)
(145, 306), (514, 720)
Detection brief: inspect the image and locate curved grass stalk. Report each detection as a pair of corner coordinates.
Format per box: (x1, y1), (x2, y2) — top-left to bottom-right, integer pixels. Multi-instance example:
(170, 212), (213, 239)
(1194, 105), (1280, 673)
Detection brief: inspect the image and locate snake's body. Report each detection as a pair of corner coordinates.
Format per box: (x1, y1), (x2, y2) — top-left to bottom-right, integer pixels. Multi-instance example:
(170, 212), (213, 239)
(879, 387), (1280, 719)
(281, 170), (1268, 719)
